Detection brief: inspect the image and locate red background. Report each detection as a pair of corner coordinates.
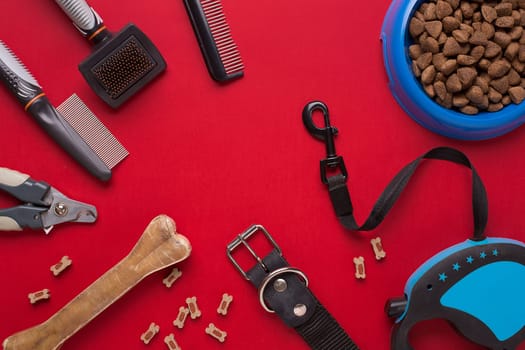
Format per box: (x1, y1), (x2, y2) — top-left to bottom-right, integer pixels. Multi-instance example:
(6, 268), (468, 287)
(1, 0), (525, 349)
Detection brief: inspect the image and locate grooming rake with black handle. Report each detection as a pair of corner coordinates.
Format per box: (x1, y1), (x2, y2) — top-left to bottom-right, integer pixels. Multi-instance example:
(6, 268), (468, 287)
(54, 0), (166, 108)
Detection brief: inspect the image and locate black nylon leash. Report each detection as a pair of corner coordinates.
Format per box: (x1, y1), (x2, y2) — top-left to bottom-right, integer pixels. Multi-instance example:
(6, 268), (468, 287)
(303, 101), (488, 241)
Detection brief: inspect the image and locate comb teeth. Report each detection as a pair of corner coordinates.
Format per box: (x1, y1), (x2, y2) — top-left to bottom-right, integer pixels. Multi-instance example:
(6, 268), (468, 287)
(0, 40), (40, 87)
(91, 37), (156, 99)
(57, 94), (129, 169)
(200, 0), (244, 75)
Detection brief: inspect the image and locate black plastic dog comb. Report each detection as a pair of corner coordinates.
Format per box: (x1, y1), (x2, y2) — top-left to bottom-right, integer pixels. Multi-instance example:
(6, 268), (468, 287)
(184, 0), (244, 82)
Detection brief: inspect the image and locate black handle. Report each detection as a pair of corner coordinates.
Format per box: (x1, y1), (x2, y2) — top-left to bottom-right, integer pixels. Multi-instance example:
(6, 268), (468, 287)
(27, 98), (112, 181)
(0, 41), (111, 181)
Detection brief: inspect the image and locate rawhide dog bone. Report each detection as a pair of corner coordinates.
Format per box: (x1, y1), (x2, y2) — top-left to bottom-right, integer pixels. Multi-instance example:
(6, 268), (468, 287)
(3, 215), (191, 350)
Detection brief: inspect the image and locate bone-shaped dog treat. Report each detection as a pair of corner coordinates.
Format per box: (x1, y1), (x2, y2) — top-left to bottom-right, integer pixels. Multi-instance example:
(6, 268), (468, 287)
(217, 293), (233, 316)
(27, 289), (50, 304)
(186, 296), (201, 319)
(371, 237), (386, 260)
(140, 322), (159, 345)
(173, 306), (190, 329)
(205, 323), (227, 343)
(353, 256), (366, 279)
(3, 215), (191, 350)
(50, 256), (72, 276)
(164, 333), (181, 350)
(163, 267), (182, 288)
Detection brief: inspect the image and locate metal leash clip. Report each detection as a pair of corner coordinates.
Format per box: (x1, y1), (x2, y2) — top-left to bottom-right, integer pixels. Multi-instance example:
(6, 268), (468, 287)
(302, 101), (348, 184)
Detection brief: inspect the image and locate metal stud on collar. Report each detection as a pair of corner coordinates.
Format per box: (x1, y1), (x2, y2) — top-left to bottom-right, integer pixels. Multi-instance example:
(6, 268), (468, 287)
(257, 267), (309, 313)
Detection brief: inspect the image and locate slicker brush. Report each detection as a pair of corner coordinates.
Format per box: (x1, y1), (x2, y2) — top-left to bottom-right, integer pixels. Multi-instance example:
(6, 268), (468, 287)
(54, 0), (166, 108)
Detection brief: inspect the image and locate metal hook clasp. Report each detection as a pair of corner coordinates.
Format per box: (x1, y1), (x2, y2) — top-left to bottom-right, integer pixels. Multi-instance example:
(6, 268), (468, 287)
(302, 101), (348, 184)
(302, 101), (338, 156)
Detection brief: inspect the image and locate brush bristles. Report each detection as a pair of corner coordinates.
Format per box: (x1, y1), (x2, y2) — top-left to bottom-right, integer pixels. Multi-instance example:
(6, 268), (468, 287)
(200, 0), (244, 75)
(91, 37), (156, 99)
(57, 94), (129, 169)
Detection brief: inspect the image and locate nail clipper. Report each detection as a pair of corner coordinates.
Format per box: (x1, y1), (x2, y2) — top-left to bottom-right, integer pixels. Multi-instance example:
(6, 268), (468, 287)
(0, 167), (97, 233)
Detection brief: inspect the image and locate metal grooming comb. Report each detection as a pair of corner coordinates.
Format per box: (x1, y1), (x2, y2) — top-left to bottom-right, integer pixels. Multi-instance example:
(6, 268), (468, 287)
(0, 40), (128, 181)
(54, 0), (167, 108)
(184, 0), (244, 82)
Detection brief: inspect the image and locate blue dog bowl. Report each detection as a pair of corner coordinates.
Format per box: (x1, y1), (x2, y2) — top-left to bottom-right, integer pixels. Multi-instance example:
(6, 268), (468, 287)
(381, 0), (525, 140)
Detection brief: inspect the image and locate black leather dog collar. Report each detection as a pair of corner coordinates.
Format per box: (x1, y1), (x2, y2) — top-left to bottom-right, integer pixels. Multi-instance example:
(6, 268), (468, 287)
(227, 225), (359, 350)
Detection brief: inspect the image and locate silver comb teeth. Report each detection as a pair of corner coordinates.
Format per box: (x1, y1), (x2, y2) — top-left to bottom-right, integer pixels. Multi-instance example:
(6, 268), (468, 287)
(57, 94), (129, 170)
(0, 40), (40, 87)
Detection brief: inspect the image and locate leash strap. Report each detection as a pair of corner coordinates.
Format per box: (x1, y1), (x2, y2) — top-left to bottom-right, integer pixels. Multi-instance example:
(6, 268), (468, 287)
(227, 225), (360, 350)
(303, 102), (488, 241)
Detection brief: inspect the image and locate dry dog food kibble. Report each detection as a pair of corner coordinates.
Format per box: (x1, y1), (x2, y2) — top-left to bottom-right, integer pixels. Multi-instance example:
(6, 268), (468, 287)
(409, 0), (525, 114)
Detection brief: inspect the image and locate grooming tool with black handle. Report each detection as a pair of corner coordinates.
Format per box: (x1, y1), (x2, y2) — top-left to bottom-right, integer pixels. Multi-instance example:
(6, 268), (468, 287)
(184, 0), (244, 82)
(0, 40), (128, 181)
(0, 167), (97, 233)
(54, 0), (166, 108)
